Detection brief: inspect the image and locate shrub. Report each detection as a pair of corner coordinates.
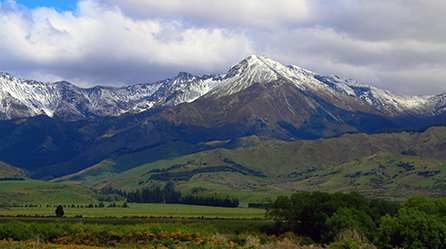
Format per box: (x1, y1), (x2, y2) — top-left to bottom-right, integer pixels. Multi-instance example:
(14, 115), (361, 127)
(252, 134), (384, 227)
(328, 238), (360, 249)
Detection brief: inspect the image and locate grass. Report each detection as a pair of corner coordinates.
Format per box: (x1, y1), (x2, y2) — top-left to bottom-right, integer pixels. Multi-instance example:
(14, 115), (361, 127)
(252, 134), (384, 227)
(0, 161), (26, 179)
(0, 203), (266, 219)
(0, 180), (97, 204)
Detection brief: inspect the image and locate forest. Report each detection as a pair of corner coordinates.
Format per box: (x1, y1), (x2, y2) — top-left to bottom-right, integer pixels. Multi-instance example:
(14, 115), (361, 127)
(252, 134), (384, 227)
(126, 182), (240, 208)
(266, 191), (446, 249)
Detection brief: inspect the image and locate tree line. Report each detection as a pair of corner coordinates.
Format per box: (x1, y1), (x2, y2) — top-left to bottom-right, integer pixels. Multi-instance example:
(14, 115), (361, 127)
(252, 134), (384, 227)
(266, 191), (446, 249)
(148, 165), (265, 182)
(329, 122), (446, 139)
(126, 182), (239, 208)
(0, 177), (25, 181)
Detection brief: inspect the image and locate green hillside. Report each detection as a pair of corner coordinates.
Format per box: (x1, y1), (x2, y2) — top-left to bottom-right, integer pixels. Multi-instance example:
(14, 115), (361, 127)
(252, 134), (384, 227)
(0, 161), (27, 180)
(0, 180), (98, 205)
(52, 126), (446, 204)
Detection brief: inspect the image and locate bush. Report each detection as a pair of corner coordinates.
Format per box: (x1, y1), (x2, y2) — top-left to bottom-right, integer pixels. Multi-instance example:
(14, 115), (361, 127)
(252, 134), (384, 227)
(375, 208), (446, 249)
(266, 191), (376, 243)
(328, 238), (360, 249)
(0, 221), (32, 241)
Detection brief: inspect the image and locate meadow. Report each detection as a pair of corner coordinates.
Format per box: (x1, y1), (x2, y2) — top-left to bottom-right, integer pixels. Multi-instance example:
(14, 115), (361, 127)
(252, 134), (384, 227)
(0, 180), (97, 204)
(0, 203), (282, 248)
(0, 202), (265, 219)
(3, 193), (444, 248)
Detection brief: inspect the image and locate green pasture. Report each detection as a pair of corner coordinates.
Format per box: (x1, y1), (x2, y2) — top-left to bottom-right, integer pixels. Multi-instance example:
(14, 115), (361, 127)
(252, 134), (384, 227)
(0, 203), (266, 219)
(0, 180), (97, 204)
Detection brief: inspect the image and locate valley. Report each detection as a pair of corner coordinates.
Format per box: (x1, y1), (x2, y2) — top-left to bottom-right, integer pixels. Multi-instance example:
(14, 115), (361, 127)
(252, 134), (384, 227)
(0, 55), (445, 205)
(0, 55), (446, 248)
(1, 124), (446, 206)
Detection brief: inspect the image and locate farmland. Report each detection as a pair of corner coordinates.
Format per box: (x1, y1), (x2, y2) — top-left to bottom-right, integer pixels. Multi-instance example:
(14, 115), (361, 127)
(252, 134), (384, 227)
(0, 180), (97, 204)
(0, 202), (265, 219)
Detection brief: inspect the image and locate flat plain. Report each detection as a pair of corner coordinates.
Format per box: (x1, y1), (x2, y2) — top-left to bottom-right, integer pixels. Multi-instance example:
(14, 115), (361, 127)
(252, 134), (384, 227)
(0, 203), (265, 219)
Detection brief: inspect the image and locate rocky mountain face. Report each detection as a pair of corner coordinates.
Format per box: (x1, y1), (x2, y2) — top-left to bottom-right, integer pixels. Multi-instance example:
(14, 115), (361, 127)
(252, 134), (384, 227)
(1, 55), (446, 179)
(0, 71), (219, 121)
(136, 55), (446, 142)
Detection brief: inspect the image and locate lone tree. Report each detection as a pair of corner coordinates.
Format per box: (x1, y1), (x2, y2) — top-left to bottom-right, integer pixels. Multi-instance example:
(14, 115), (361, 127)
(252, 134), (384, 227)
(55, 205), (64, 217)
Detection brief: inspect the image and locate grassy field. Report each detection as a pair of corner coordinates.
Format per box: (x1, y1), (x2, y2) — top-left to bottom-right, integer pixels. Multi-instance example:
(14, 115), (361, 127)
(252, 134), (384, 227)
(0, 180), (97, 204)
(0, 203), (266, 219)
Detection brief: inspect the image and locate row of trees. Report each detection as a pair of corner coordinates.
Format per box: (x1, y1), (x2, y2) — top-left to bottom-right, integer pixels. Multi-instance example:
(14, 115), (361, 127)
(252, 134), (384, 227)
(126, 182), (239, 208)
(97, 187), (127, 202)
(180, 192), (239, 208)
(266, 191), (446, 249)
(44, 203), (127, 208)
(0, 177), (25, 181)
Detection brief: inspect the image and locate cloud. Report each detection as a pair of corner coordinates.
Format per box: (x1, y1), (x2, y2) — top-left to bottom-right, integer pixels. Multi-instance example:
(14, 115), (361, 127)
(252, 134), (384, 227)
(0, 0), (445, 95)
(259, 26), (446, 92)
(252, 0), (446, 95)
(315, 0), (446, 43)
(0, 0), (254, 86)
(97, 0), (312, 29)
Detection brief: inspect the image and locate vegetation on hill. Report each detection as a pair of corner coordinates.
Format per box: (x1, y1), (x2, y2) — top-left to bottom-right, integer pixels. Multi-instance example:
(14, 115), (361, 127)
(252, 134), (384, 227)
(0, 180), (98, 205)
(0, 161), (27, 180)
(3, 126), (446, 207)
(53, 126), (446, 204)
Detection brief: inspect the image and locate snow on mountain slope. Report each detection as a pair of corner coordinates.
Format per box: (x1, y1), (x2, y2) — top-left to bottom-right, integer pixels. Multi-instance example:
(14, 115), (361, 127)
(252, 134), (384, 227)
(312, 74), (434, 117)
(207, 55), (443, 118)
(0, 72), (164, 120)
(155, 72), (223, 107)
(0, 55), (445, 121)
(209, 55), (352, 98)
(0, 69), (227, 120)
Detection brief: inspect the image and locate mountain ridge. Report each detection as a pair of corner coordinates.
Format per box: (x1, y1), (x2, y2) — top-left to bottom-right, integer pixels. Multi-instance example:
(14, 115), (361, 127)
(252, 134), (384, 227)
(1, 55), (445, 122)
(1, 55), (446, 180)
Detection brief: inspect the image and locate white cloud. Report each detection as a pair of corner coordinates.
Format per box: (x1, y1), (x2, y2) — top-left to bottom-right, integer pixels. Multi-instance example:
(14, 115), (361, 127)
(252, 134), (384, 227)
(0, 0), (445, 95)
(0, 0), (254, 86)
(97, 0), (312, 28)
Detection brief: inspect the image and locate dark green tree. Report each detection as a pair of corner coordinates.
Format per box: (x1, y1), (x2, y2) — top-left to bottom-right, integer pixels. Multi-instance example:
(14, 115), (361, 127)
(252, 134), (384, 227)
(325, 207), (376, 242)
(266, 191), (376, 243)
(163, 182), (181, 203)
(55, 205), (64, 217)
(375, 208), (446, 249)
(369, 199), (399, 222)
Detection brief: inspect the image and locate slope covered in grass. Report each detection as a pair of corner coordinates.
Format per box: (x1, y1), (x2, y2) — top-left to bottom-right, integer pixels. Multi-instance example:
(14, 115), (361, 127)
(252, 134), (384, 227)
(55, 127), (446, 202)
(0, 180), (97, 204)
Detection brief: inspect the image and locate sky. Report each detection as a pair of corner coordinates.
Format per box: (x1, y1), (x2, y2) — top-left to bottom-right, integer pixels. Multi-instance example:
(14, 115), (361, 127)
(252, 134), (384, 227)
(0, 0), (445, 95)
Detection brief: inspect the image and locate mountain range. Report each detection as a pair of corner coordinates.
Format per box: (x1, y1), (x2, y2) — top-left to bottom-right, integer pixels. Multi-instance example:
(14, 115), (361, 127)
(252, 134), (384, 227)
(2, 55), (446, 123)
(1, 55), (446, 201)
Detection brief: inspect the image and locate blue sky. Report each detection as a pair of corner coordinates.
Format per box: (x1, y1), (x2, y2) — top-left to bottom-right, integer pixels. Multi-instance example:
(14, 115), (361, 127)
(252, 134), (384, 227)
(0, 0), (445, 95)
(15, 0), (77, 11)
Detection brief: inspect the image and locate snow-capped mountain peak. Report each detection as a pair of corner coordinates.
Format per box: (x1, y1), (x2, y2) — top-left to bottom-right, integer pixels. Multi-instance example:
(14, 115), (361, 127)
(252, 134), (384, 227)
(0, 55), (445, 121)
(210, 55), (319, 98)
